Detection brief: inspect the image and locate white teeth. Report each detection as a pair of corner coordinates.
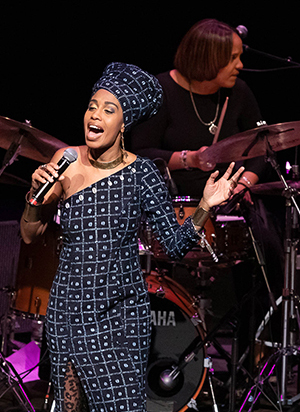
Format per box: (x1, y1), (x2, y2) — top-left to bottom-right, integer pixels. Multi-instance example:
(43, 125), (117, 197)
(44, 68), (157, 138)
(89, 125), (103, 132)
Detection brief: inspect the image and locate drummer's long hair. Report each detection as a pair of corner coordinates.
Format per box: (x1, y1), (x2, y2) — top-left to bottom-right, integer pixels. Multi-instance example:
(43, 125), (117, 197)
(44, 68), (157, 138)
(174, 18), (236, 83)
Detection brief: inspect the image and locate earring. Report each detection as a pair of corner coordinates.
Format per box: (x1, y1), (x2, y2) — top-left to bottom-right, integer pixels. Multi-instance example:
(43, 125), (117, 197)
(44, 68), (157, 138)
(120, 131), (128, 159)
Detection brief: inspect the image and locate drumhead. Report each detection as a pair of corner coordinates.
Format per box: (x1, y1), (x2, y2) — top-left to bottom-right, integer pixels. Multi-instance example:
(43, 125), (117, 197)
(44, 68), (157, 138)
(145, 273), (207, 411)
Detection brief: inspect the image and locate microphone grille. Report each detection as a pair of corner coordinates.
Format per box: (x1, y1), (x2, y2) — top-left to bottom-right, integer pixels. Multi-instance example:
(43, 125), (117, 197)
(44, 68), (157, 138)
(63, 148), (78, 163)
(236, 25), (248, 39)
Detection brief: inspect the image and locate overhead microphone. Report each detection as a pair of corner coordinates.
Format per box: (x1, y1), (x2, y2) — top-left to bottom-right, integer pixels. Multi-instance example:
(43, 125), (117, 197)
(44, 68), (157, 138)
(236, 25), (248, 39)
(29, 148), (78, 206)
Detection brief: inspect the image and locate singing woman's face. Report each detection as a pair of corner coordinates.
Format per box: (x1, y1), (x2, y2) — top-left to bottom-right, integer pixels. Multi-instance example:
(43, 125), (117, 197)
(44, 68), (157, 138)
(84, 89), (125, 153)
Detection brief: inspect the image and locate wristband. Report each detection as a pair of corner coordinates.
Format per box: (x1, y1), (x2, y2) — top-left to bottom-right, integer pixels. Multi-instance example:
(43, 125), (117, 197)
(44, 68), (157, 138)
(191, 205), (210, 230)
(239, 175), (252, 187)
(180, 150), (191, 170)
(23, 192), (42, 222)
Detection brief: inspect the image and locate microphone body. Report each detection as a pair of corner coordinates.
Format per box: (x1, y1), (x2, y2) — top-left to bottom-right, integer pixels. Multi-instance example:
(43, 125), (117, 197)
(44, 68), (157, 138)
(29, 148), (78, 206)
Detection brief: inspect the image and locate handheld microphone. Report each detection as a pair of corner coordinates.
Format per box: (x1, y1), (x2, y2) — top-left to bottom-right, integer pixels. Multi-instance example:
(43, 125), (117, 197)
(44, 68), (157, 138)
(29, 148), (78, 206)
(236, 25), (248, 39)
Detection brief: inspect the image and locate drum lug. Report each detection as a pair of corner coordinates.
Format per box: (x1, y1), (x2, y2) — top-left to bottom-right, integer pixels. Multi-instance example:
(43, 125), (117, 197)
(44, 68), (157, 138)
(187, 398), (199, 411)
(204, 357), (213, 369)
(178, 204), (185, 220)
(155, 286), (166, 298)
(191, 313), (201, 326)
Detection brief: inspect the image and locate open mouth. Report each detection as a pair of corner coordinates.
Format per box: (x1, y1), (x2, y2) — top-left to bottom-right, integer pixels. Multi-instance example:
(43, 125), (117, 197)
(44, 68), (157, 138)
(87, 124), (104, 138)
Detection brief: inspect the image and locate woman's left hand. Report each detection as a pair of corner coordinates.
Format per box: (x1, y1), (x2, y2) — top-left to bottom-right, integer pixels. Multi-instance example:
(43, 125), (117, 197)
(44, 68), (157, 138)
(201, 162), (245, 209)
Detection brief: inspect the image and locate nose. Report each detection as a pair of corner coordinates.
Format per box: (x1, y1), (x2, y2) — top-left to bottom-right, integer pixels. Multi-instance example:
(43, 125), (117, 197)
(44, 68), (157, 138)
(236, 57), (243, 71)
(91, 108), (102, 120)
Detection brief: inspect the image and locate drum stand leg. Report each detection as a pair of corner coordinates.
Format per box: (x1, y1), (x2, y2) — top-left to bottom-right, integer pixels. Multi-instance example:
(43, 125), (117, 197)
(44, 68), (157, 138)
(0, 352), (35, 411)
(205, 357), (219, 412)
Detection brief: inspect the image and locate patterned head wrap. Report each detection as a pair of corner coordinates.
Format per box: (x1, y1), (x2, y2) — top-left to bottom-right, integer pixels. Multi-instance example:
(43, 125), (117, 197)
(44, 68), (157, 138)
(92, 62), (163, 131)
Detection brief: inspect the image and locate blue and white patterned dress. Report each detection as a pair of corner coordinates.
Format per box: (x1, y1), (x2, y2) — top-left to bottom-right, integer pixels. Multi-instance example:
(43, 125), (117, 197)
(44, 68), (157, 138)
(46, 156), (200, 412)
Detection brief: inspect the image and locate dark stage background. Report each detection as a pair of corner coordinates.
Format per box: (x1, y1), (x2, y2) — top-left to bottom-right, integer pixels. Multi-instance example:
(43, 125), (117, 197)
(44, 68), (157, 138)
(1, 2), (300, 220)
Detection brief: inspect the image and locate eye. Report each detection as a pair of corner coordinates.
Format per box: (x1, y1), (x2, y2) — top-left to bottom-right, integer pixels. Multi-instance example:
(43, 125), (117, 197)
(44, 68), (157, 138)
(104, 106), (116, 114)
(88, 103), (97, 111)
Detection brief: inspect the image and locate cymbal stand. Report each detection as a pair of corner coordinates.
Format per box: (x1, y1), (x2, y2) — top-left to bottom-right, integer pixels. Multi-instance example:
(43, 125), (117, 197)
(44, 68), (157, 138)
(242, 134), (300, 409)
(0, 352), (35, 411)
(0, 132), (24, 177)
(0, 290), (35, 411)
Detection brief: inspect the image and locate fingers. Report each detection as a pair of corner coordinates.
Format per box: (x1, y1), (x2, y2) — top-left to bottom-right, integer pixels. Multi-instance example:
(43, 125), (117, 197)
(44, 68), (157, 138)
(207, 170), (219, 182)
(222, 162), (235, 180)
(33, 162), (59, 185)
(230, 166), (245, 183)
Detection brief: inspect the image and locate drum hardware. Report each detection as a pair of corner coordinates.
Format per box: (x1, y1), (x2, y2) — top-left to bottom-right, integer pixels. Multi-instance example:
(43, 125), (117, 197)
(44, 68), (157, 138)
(0, 352), (35, 411)
(0, 287), (17, 356)
(0, 289), (36, 411)
(198, 231), (219, 263)
(145, 272), (208, 411)
(153, 158), (178, 197)
(207, 359), (220, 412)
(157, 300), (254, 412)
(238, 134), (300, 409)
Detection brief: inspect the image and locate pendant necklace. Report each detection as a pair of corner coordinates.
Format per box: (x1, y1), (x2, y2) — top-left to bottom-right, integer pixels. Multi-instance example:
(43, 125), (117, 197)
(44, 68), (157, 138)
(189, 86), (220, 135)
(87, 149), (124, 170)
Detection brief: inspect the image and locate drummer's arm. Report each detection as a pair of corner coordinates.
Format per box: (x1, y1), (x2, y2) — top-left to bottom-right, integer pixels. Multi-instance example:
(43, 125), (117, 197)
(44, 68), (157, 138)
(234, 170), (259, 205)
(236, 170), (259, 191)
(168, 147), (215, 172)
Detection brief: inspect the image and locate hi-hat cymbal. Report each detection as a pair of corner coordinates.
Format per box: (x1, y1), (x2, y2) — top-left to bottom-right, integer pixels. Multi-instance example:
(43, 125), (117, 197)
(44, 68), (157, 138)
(250, 180), (300, 196)
(199, 121), (300, 164)
(0, 116), (68, 163)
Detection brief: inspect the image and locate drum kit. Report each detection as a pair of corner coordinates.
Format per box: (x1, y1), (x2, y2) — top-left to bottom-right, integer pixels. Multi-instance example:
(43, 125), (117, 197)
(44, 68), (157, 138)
(1, 116), (300, 410)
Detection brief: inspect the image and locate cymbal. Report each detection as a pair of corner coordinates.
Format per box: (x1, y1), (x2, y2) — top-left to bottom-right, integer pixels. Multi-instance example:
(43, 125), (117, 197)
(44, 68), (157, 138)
(199, 121), (300, 164)
(0, 172), (30, 187)
(251, 180), (300, 196)
(0, 116), (67, 163)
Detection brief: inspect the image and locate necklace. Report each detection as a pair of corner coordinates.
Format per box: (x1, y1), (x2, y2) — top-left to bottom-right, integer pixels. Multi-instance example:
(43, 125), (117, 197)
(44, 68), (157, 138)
(189, 86), (220, 135)
(87, 149), (124, 169)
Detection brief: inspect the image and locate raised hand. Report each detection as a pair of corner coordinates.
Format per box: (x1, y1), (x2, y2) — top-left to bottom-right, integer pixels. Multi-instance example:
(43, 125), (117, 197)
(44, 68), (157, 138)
(201, 162), (245, 209)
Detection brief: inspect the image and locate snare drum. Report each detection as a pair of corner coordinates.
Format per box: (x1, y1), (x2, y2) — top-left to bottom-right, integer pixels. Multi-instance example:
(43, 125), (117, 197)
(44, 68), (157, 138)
(145, 271), (207, 411)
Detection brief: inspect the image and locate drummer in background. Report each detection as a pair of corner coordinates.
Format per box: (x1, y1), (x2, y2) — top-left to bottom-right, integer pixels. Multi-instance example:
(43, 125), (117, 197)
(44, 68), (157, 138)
(129, 18), (284, 361)
(129, 18), (268, 199)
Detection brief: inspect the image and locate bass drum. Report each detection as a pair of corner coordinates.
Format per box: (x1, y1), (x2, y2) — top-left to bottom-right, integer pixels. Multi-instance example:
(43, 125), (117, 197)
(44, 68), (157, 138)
(145, 272), (207, 411)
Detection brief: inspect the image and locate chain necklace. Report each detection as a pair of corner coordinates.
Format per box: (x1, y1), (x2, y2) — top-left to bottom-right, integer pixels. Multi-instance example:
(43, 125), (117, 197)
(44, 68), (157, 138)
(87, 149), (124, 170)
(189, 86), (220, 135)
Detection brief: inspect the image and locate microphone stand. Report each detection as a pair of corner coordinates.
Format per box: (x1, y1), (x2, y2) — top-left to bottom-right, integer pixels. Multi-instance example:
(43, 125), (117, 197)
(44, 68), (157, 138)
(242, 44), (300, 68)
